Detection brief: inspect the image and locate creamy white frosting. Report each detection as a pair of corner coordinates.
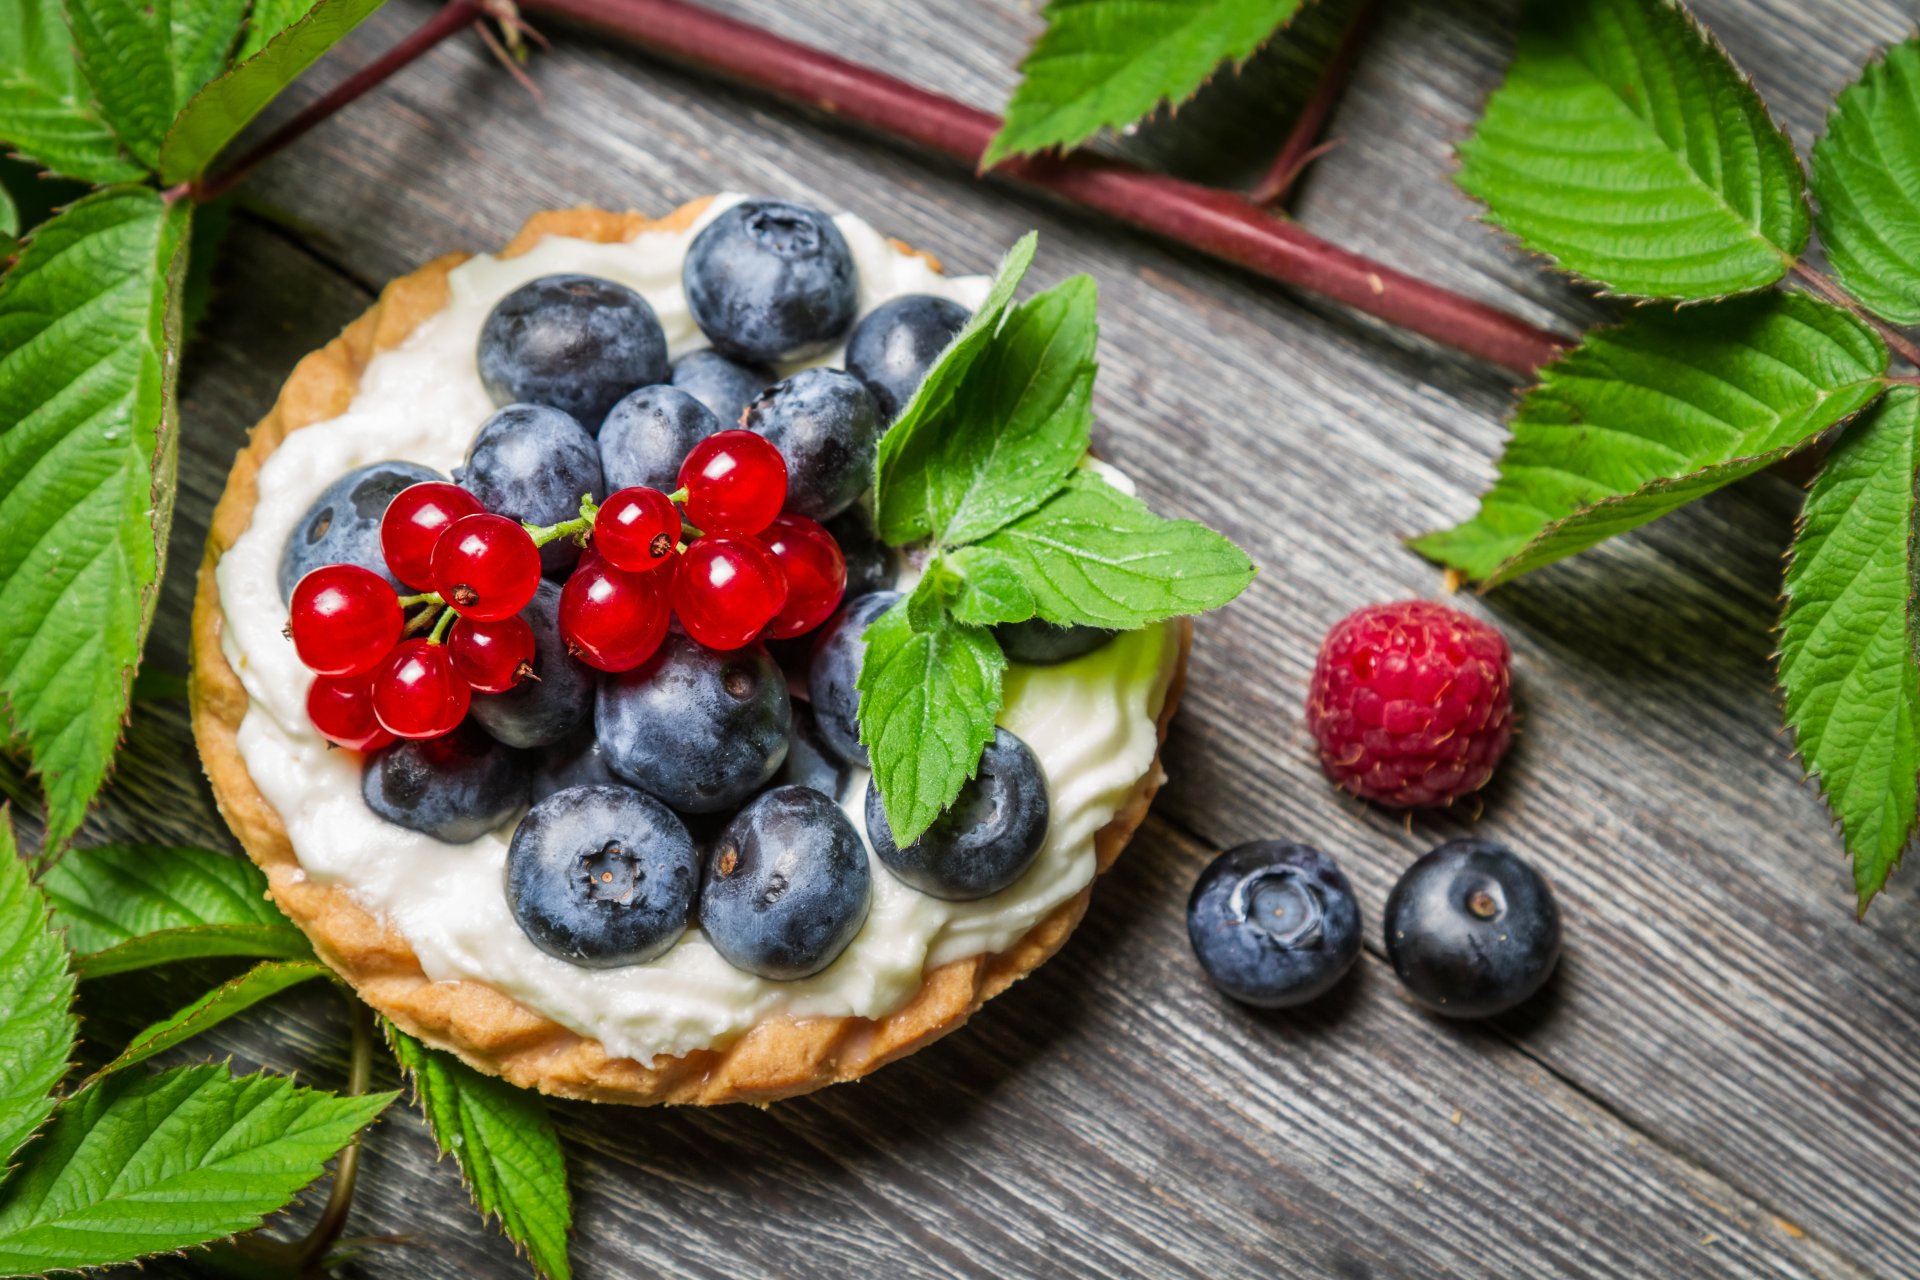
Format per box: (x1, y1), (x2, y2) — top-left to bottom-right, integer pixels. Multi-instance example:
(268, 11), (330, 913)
(215, 195), (1178, 1064)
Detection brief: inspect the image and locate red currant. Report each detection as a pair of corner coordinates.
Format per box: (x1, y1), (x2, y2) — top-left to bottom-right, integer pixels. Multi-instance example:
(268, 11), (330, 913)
(448, 614), (537, 693)
(431, 513), (542, 621)
(672, 535), (789, 651)
(381, 482), (483, 589)
(559, 556), (670, 671)
(677, 430), (787, 535)
(288, 564), (403, 677)
(306, 672), (395, 752)
(371, 639), (471, 739)
(758, 514), (847, 639)
(594, 486), (682, 573)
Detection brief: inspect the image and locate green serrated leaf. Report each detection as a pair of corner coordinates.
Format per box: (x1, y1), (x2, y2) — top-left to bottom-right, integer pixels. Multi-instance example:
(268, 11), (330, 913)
(1411, 292), (1886, 585)
(387, 1024), (571, 1280)
(0, 1063), (394, 1274)
(160, 0), (385, 182)
(1458, 0), (1807, 299)
(0, 0), (145, 182)
(0, 811), (76, 1174)
(985, 0), (1306, 166)
(65, 0), (251, 171)
(0, 183), (15, 240)
(857, 599), (1006, 844)
(240, 0), (316, 62)
(42, 843), (310, 977)
(91, 959), (329, 1080)
(0, 186), (191, 847)
(1780, 388), (1920, 913)
(1812, 37), (1920, 326)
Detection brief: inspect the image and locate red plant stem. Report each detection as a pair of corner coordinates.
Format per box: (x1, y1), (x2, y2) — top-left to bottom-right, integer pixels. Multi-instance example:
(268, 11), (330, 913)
(515, 0), (1568, 376)
(194, 0), (487, 203)
(1251, 0), (1382, 207)
(1793, 260), (1920, 368)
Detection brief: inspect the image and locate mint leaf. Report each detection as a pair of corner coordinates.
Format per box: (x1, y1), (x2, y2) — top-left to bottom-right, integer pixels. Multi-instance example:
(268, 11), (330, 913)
(0, 0), (145, 182)
(42, 844), (310, 977)
(388, 1024), (572, 1280)
(91, 960), (330, 1079)
(1458, 0), (1807, 299)
(65, 0), (249, 171)
(1812, 37), (1920, 325)
(1411, 293), (1886, 585)
(985, 0), (1306, 166)
(161, 0), (387, 183)
(0, 811), (76, 1173)
(0, 186), (191, 847)
(0, 1063), (393, 1274)
(1780, 388), (1920, 914)
(947, 555), (1035, 628)
(858, 599), (1006, 844)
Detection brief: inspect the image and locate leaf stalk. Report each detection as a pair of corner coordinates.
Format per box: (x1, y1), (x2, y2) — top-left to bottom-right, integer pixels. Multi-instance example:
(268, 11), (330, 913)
(1250, 0), (1382, 207)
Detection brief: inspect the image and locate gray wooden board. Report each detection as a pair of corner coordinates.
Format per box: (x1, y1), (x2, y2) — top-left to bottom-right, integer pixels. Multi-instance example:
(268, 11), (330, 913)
(38, 0), (1920, 1275)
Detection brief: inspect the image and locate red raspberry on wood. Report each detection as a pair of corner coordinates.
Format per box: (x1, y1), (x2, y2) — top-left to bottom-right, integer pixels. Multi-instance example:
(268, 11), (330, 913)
(1306, 600), (1513, 809)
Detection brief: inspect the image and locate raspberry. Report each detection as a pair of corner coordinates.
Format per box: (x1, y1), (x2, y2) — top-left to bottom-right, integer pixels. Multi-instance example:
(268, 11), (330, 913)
(1305, 600), (1513, 808)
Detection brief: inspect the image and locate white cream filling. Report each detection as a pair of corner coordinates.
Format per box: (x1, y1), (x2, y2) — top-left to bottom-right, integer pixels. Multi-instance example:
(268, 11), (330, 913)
(215, 195), (1178, 1065)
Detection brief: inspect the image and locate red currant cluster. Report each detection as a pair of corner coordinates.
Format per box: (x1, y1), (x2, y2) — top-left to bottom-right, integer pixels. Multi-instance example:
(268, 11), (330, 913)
(287, 428), (848, 749)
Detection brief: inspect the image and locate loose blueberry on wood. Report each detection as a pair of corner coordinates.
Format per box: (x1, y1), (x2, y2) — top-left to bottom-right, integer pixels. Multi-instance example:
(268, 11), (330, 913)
(806, 590), (899, 769)
(844, 293), (969, 423)
(477, 273), (669, 431)
(461, 403), (605, 579)
(1186, 843), (1361, 1008)
(1384, 839), (1561, 1018)
(994, 618), (1117, 666)
(599, 385), (722, 494)
(362, 722), (530, 843)
(700, 785), (871, 980)
(470, 581), (596, 747)
(743, 368), (881, 520)
(864, 727), (1049, 900)
(279, 461), (443, 602)
(670, 349), (772, 426)
(684, 200), (859, 362)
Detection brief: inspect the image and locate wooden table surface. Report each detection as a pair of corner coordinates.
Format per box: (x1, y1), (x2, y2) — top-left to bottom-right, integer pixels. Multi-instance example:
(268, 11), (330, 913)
(68, 0), (1920, 1275)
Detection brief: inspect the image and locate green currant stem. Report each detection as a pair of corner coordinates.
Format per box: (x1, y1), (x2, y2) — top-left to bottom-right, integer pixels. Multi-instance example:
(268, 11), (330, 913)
(427, 607), (456, 645)
(667, 486), (689, 504)
(403, 603), (444, 638)
(524, 492), (601, 549)
(397, 591), (442, 608)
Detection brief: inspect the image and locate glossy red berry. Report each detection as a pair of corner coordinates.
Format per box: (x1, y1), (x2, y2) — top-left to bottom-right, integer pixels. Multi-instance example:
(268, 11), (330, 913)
(288, 564), (403, 677)
(431, 513), (542, 621)
(381, 482), (482, 589)
(558, 556), (670, 672)
(672, 535), (789, 651)
(677, 429), (787, 535)
(448, 614), (537, 693)
(758, 514), (846, 639)
(372, 639), (471, 739)
(306, 672), (395, 752)
(594, 487), (682, 573)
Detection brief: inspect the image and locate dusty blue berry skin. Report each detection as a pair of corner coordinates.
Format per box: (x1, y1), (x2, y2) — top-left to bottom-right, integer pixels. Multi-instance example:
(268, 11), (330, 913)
(994, 618), (1118, 666)
(824, 506), (894, 600)
(684, 201), (858, 362)
(700, 785), (871, 979)
(743, 367), (881, 520)
(776, 699), (851, 801)
(1384, 839), (1561, 1019)
(469, 581), (592, 749)
(506, 783), (698, 968)
(596, 631), (791, 814)
(460, 403), (604, 578)
(598, 385), (721, 494)
(531, 725), (617, 805)
(844, 293), (968, 423)
(864, 727), (1049, 900)
(1187, 843), (1361, 1009)
(278, 461), (442, 602)
(806, 590), (900, 768)
(362, 722), (530, 844)
(477, 274), (669, 431)
(670, 350), (772, 426)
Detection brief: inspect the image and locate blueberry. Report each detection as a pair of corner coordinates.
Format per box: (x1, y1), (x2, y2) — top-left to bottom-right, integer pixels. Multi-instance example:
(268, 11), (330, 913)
(469, 581), (593, 748)
(806, 590), (900, 768)
(598, 385), (720, 494)
(477, 274), (668, 430)
(993, 618), (1118, 666)
(531, 725), (617, 805)
(1384, 839), (1562, 1019)
(278, 461), (442, 603)
(776, 699), (852, 801)
(684, 200), (858, 362)
(596, 631), (790, 813)
(864, 727), (1049, 900)
(844, 294), (968, 423)
(461, 403), (604, 578)
(824, 505), (895, 600)
(699, 786), (870, 979)
(670, 349), (772, 426)
(1186, 843), (1361, 1008)
(743, 368), (881, 520)
(506, 783), (698, 967)
(362, 722), (530, 843)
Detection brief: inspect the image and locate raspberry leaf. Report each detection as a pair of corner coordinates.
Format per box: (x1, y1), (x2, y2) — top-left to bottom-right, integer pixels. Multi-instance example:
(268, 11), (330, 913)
(0, 1063), (394, 1275)
(984, 0), (1306, 167)
(0, 0), (145, 182)
(88, 959), (330, 1080)
(387, 1023), (572, 1280)
(1811, 37), (1920, 326)
(64, 0), (250, 172)
(1779, 389), (1920, 914)
(1410, 293), (1886, 586)
(1457, 0), (1807, 299)
(0, 811), (77, 1175)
